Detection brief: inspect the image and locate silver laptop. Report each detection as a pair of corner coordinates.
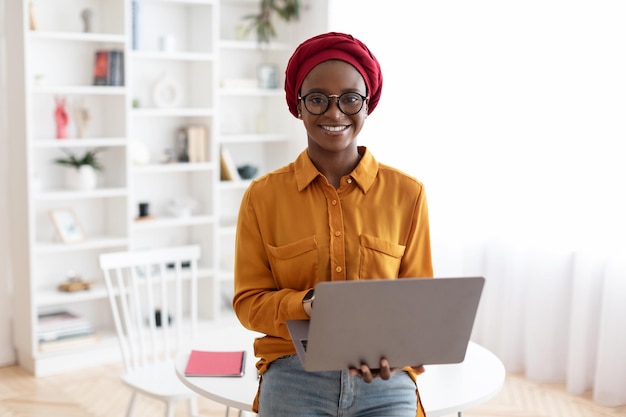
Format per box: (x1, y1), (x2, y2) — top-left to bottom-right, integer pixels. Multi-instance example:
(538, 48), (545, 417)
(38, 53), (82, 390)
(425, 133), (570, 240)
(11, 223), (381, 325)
(286, 277), (485, 372)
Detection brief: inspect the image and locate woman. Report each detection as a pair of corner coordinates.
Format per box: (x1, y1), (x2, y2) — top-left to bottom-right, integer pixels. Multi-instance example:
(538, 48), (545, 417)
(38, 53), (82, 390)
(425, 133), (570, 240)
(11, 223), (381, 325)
(233, 32), (434, 417)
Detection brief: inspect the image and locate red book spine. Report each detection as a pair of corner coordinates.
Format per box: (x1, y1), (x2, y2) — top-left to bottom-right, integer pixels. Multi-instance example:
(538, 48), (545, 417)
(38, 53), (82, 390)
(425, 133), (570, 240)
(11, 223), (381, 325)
(93, 50), (109, 86)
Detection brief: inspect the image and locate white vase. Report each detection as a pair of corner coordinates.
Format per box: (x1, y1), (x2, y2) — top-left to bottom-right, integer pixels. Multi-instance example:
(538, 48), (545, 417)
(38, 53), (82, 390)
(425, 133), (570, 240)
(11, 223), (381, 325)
(65, 165), (98, 190)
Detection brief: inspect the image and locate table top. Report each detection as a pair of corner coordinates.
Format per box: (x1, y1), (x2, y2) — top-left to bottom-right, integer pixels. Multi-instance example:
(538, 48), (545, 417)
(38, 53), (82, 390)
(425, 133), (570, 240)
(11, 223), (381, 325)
(176, 325), (505, 416)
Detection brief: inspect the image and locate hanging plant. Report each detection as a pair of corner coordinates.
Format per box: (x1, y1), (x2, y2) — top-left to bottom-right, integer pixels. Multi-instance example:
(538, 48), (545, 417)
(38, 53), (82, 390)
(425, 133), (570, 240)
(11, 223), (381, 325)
(243, 0), (300, 44)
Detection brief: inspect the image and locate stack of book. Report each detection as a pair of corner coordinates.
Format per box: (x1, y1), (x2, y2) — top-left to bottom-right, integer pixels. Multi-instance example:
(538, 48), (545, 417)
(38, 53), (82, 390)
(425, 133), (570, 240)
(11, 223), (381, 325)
(93, 49), (124, 86)
(37, 310), (98, 352)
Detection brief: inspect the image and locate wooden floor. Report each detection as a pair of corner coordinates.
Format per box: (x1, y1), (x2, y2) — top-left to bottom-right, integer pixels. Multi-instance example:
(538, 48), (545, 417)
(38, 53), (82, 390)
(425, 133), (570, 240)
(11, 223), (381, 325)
(0, 362), (625, 417)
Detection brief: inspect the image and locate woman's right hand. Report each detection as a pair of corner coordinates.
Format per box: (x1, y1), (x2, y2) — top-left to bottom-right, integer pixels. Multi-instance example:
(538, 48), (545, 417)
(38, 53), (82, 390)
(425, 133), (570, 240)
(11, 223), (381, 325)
(349, 359), (425, 383)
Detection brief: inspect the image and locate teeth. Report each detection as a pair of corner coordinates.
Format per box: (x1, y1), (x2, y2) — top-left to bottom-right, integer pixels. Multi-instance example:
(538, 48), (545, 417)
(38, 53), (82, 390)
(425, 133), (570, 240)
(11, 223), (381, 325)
(322, 126), (346, 132)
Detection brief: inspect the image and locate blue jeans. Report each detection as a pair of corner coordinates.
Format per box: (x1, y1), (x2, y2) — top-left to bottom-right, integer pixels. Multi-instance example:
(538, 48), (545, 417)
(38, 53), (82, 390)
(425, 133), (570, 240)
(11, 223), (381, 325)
(258, 354), (417, 417)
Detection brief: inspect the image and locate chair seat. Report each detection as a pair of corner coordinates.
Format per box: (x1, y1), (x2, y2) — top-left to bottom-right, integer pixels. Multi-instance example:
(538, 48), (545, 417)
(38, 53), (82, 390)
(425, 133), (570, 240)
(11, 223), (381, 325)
(122, 361), (195, 401)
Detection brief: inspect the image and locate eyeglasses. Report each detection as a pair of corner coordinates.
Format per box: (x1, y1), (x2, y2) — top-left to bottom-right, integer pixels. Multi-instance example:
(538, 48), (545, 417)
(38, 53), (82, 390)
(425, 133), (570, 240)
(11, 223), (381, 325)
(298, 92), (368, 116)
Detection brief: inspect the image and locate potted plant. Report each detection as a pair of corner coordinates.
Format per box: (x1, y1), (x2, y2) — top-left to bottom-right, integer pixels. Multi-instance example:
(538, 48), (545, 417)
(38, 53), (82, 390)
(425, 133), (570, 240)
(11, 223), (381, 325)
(243, 0), (300, 44)
(54, 149), (104, 190)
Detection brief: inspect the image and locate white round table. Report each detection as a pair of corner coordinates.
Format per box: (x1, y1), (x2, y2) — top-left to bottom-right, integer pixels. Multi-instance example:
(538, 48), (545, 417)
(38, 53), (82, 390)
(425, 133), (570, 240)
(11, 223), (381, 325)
(176, 325), (505, 416)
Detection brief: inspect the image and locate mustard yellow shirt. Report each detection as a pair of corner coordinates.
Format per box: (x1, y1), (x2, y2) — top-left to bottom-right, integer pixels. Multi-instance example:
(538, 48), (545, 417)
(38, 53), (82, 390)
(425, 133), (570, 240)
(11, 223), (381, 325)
(233, 146), (433, 415)
(234, 146), (433, 367)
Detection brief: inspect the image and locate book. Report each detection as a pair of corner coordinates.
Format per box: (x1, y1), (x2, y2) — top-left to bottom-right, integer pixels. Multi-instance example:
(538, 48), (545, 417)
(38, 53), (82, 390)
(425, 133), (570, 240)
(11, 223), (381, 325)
(93, 50), (124, 86)
(108, 50), (124, 86)
(39, 326), (94, 342)
(220, 147), (241, 181)
(93, 50), (109, 86)
(187, 125), (208, 163)
(37, 310), (94, 342)
(38, 333), (99, 352)
(184, 350), (246, 377)
(131, 0), (141, 50)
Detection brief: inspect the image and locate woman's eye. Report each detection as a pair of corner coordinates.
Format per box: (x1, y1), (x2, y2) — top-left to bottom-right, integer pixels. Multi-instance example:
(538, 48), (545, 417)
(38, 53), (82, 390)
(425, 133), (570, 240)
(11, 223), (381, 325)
(308, 96), (326, 105)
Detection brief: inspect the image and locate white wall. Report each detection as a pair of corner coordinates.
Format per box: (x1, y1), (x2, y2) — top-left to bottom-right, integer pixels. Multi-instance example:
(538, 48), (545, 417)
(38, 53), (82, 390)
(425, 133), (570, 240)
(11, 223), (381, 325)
(0, 0), (16, 366)
(327, 0), (626, 253)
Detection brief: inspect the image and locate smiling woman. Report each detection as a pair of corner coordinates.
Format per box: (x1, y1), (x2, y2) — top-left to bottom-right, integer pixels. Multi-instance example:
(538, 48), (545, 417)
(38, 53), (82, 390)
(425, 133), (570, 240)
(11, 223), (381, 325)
(232, 32), (434, 417)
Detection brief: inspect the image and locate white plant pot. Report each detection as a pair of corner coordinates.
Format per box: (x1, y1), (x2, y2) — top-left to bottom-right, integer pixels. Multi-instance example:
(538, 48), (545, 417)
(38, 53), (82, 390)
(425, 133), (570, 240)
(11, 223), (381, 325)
(65, 165), (98, 190)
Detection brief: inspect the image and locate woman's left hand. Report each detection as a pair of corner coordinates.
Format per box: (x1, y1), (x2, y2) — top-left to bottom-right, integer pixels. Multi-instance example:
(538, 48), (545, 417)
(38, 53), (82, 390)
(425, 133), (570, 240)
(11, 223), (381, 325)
(349, 358), (425, 383)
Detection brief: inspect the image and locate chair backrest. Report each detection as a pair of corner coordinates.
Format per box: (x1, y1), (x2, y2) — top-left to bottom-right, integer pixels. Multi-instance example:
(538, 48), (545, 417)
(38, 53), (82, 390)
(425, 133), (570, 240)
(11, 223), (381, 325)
(99, 245), (201, 374)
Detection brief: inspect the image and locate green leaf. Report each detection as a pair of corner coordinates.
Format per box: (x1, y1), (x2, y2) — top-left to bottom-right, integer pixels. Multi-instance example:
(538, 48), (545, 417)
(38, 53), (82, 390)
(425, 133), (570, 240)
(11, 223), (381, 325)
(54, 149), (104, 171)
(242, 0), (300, 44)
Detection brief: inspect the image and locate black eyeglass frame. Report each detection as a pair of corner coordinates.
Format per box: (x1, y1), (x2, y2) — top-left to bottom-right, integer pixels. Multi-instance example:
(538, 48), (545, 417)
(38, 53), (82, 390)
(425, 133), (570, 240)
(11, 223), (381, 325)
(298, 92), (369, 116)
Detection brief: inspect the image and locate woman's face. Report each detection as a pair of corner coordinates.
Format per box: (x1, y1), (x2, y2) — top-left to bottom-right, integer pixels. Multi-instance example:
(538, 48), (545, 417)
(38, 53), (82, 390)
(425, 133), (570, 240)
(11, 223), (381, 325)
(298, 60), (368, 155)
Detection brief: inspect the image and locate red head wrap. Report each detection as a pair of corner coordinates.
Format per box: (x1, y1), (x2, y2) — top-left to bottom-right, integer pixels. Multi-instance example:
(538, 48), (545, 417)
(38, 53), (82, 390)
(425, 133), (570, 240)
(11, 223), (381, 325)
(284, 32), (383, 118)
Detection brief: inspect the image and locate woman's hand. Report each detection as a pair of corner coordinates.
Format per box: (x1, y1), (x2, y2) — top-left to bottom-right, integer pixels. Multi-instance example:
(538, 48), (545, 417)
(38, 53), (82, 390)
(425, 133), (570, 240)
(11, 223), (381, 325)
(349, 358), (425, 383)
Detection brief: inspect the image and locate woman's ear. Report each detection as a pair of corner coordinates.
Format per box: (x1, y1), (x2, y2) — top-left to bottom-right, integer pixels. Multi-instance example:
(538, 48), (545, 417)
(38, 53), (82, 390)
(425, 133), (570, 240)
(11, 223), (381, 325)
(297, 103), (303, 119)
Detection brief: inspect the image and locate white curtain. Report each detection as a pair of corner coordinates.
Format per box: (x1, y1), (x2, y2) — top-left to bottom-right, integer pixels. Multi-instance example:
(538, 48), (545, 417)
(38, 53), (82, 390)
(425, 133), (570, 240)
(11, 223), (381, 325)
(432, 237), (626, 407)
(329, 0), (626, 407)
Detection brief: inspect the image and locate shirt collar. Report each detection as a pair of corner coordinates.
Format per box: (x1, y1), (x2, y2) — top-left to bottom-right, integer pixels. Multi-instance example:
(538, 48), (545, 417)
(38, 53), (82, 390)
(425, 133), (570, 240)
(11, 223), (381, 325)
(294, 146), (378, 193)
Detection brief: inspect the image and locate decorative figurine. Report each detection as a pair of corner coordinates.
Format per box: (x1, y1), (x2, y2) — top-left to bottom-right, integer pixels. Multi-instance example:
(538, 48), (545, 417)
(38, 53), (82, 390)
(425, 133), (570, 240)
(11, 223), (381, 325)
(58, 270), (93, 292)
(54, 96), (69, 139)
(74, 99), (90, 138)
(136, 202), (154, 221)
(81, 9), (93, 33)
(237, 164), (259, 179)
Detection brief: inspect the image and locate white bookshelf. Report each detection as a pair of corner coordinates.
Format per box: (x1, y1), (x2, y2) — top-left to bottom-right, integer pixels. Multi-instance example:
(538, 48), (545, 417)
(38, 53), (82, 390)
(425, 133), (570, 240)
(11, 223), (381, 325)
(6, 0), (327, 376)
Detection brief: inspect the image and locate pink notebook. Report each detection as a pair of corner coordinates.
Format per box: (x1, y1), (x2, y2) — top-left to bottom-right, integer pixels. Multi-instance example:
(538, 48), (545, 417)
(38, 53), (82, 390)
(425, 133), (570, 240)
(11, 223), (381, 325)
(184, 350), (246, 377)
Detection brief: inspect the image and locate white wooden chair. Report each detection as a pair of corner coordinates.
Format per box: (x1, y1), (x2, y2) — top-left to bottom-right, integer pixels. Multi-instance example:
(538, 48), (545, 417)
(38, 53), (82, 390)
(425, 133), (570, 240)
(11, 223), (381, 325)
(99, 245), (220, 417)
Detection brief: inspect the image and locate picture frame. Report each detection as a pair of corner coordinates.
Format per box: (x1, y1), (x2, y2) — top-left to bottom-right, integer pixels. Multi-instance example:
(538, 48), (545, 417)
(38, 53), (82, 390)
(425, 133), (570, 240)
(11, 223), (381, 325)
(49, 208), (85, 243)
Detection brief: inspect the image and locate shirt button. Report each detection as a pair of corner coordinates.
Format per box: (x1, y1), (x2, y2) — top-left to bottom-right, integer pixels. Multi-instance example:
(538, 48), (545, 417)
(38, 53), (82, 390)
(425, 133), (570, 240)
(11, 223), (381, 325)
(331, 200), (337, 205)
(335, 266), (343, 273)
(347, 178), (353, 184)
(334, 231), (341, 237)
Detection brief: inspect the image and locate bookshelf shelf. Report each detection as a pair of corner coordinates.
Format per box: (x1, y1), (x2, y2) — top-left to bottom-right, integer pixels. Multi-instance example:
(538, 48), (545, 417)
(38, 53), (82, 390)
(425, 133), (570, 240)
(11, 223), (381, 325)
(132, 215), (216, 230)
(33, 188), (128, 201)
(218, 40), (290, 51)
(218, 88), (283, 97)
(218, 179), (251, 190)
(132, 50), (215, 62)
(32, 138), (127, 148)
(35, 237), (129, 254)
(37, 285), (110, 307)
(140, 0), (216, 5)
(29, 31), (126, 43)
(220, 133), (289, 143)
(133, 162), (214, 173)
(132, 108), (214, 117)
(35, 332), (119, 358)
(31, 86), (126, 95)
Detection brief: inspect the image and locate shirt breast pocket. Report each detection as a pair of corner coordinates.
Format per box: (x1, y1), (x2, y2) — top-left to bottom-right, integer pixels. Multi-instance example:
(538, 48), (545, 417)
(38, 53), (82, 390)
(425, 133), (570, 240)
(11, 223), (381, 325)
(359, 234), (406, 279)
(267, 236), (319, 289)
